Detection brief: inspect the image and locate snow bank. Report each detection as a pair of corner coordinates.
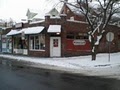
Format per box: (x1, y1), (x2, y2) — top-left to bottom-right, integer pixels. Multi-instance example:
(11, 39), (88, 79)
(0, 52), (120, 78)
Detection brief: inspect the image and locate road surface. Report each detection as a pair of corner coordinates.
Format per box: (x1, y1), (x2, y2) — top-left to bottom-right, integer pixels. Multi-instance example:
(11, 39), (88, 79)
(0, 59), (120, 90)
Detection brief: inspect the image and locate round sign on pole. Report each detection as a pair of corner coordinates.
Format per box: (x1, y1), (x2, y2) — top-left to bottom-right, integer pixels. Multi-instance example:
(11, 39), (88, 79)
(106, 32), (114, 42)
(106, 32), (114, 62)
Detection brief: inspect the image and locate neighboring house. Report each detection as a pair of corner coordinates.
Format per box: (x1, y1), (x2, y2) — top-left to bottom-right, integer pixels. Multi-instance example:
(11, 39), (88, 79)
(60, 3), (86, 21)
(26, 8), (60, 23)
(1, 27), (12, 53)
(26, 9), (38, 21)
(46, 8), (60, 17)
(0, 27), (3, 52)
(0, 20), (6, 52)
(3, 3), (120, 57)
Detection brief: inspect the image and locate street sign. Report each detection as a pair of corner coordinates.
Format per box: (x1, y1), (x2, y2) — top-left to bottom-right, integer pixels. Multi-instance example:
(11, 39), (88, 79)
(106, 32), (114, 42)
(106, 32), (114, 62)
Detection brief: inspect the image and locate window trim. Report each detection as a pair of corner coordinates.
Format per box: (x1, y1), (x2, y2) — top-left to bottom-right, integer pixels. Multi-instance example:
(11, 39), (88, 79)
(66, 32), (88, 40)
(29, 34), (45, 51)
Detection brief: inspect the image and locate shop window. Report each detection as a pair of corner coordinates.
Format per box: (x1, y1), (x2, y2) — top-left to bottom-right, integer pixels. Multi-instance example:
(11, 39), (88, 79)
(76, 35), (88, 39)
(66, 33), (88, 40)
(66, 33), (74, 39)
(13, 36), (28, 49)
(29, 34), (45, 50)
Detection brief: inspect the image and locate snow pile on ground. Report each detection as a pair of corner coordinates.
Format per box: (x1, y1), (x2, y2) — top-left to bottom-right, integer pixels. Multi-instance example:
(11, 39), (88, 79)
(0, 52), (120, 79)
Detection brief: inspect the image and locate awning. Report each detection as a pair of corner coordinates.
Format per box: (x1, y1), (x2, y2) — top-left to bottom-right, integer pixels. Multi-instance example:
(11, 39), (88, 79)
(6, 30), (19, 36)
(6, 26), (44, 36)
(20, 26), (44, 35)
(47, 25), (61, 33)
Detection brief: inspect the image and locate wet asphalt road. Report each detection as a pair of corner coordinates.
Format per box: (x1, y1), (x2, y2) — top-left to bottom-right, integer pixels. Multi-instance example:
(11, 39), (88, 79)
(0, 59), (120, 90)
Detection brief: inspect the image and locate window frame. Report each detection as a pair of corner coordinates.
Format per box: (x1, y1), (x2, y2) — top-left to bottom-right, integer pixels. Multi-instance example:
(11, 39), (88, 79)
(66, 32), (88, 40)
(29, 34), (45, 51)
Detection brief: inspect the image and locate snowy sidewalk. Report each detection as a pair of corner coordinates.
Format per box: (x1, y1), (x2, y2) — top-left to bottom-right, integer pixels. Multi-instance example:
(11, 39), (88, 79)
(0, 53), (120, 79)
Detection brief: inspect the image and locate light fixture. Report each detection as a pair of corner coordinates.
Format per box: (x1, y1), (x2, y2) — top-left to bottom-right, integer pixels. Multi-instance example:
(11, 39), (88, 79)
(56, 32), (60, 35)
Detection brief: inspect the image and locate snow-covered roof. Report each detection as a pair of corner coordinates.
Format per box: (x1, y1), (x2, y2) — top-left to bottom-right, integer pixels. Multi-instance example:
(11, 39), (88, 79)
(46, 8), (60, 16)
(66, 4), (84, 16)
(26, 9), (38, 20)
(48, 25), (61, 33)
(6, 30), (19, 36)
(29, 20), (45, 24)
(6, 26), (45, 36)
(89, 1), (100, 9)
(20, 26), (44, 35)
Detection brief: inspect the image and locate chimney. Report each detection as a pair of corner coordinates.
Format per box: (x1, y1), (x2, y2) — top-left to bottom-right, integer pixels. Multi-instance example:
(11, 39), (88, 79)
(60, 14), (67, 23)
(63, 0), (68, 14)
(45, 14), (50, 22)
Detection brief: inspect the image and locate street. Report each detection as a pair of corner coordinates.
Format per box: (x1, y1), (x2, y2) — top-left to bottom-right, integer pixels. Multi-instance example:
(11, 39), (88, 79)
(0, 59), (120, 90)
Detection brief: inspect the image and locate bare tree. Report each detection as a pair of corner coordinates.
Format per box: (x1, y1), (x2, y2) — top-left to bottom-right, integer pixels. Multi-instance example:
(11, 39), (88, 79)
(61, 0), (120, 60)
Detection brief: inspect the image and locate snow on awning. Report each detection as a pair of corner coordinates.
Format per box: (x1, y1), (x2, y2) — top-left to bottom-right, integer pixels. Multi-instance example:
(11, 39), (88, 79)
(6, 30), (19, 36)
(20, 26), (44, 35)
(47, 25), (61, 33)
(6, 26), (44, 36)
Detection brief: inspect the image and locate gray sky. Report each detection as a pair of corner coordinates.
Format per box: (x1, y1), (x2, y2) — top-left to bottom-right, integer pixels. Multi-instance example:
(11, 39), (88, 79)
(0, 0), (75, 22)
(0, 0), (61, 21)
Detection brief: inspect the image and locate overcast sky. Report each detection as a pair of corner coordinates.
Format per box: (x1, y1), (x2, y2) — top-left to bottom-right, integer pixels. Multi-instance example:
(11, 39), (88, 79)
(0, 0), (60, 21)
(0, 0), (75, 22)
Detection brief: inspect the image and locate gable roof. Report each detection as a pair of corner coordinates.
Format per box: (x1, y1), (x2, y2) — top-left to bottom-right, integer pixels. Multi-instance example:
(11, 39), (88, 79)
(60, 2), (84, 16)
(47, 8), (59, 16)
(66, 4), (84, 16)
(26, 9), (38, 20)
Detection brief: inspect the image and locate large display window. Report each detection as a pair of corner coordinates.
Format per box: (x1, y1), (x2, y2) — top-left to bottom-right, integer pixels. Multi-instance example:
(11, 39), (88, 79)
(29, 34), (45, 50)
(13, 36), (28, 49)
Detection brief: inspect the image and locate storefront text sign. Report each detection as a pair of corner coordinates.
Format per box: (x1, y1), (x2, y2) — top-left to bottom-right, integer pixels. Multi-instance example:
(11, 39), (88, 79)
(73, 40), (86, 45)
(15, 23), (22, 28)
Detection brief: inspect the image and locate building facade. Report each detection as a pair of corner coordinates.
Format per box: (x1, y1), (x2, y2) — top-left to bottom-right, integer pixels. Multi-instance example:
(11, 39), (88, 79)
(3, 3), (120, 57)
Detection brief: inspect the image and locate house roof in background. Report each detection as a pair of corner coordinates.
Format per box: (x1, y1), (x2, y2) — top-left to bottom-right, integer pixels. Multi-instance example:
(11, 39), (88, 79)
(47, 8), (60, 16)
(66, 4), (84, 16)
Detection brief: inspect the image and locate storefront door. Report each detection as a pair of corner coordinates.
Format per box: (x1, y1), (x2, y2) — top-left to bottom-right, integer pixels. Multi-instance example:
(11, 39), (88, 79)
(50, 37), (61, 57)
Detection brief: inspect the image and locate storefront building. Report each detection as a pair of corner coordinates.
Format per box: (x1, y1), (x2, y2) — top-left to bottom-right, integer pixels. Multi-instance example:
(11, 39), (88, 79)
(5, 14), (120, 57)
(2, 2), (120, 57)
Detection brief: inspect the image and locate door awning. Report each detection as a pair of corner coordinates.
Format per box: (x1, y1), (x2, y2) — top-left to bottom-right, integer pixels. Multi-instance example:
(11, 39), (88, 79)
(6, 26), (44, 36)
(47, 25), (61, 33)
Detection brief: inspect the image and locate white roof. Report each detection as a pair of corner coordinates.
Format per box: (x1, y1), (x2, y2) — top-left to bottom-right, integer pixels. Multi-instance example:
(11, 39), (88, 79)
(6, 26), (44, 36)
(20, 26), (44, 35)
(48, 25), (61, 33)
(6, 30), (19, 36)
(67, 4), (84, 16)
